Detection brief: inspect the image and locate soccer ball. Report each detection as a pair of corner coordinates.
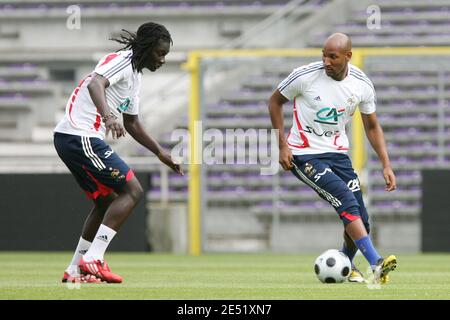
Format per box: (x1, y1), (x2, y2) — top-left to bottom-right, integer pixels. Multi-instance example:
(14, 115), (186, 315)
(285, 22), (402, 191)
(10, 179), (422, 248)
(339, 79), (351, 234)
(314, 249), (351, 283)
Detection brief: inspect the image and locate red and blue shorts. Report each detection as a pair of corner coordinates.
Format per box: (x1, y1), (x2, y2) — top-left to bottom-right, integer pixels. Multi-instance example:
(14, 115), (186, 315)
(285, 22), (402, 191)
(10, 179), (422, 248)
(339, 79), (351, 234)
(54, 132), (134, 200)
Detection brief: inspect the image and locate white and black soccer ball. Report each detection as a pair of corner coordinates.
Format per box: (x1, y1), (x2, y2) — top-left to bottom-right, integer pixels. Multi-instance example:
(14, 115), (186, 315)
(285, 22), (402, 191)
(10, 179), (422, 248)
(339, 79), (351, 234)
(314, 249), (351, 283)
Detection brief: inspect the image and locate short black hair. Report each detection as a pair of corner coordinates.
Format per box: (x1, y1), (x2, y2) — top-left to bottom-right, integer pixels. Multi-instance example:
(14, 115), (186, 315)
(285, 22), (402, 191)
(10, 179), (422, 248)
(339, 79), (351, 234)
(111, 22), (172, 72)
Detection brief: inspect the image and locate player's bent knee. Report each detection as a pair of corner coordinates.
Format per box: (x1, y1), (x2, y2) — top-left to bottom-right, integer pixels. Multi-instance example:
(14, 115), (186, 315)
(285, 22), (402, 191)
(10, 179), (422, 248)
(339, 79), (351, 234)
(124, 177), (144, 204)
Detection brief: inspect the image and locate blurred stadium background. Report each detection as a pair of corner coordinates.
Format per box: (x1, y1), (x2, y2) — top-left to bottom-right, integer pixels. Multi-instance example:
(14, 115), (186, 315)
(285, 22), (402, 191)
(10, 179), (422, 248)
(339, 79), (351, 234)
(1, 0), (450, 258)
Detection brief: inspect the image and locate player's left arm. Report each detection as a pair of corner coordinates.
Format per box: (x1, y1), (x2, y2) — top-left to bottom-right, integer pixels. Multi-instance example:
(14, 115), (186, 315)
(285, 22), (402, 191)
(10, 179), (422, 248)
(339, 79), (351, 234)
(123, 114), (183, 175)
(361, 112), (396, 192)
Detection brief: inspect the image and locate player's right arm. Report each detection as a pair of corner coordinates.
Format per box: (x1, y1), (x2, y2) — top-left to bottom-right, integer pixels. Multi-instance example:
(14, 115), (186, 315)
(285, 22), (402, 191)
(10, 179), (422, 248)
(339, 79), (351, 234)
(87, 73), (125, 139)
(269, 89), (293, 171)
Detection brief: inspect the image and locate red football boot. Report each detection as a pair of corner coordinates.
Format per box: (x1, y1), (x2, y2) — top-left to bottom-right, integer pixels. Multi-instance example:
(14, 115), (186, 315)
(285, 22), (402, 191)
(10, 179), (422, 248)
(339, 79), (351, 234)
(78, 258), (123, 283)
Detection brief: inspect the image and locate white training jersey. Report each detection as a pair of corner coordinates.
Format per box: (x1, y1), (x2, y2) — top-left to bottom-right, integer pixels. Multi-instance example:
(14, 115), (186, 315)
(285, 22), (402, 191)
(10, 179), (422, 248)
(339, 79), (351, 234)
(54, 50), (141, 139)
(278, 61), (376, 155)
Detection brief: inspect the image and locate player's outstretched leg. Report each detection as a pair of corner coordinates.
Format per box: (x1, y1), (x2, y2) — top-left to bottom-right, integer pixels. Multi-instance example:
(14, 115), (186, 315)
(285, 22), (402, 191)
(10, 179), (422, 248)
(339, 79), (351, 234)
(344, 217), (396, 284)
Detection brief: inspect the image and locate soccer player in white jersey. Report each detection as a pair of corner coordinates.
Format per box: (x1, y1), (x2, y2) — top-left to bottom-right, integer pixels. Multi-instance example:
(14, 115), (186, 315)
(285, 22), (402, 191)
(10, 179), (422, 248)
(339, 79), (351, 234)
(269, 33), (397, 284)
(54, 22), (183, 283)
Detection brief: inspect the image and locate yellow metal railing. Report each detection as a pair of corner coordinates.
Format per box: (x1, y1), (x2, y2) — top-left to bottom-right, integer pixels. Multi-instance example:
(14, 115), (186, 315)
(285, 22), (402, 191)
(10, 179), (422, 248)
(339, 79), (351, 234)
(184, 47), (450, 255)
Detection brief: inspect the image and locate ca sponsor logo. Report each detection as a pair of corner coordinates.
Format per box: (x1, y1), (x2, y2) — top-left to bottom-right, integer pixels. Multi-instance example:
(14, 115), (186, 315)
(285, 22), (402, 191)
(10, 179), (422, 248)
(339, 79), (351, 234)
(314, 107), (345, 125)
(117, 97), (130, 113)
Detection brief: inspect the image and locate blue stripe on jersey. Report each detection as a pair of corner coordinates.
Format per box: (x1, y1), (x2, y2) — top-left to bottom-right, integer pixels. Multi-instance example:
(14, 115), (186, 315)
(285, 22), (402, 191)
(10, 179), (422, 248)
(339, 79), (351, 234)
(349, 68), (375, 90)
(282, 61), (323, 84)
(349, 71), (376, 95)
(103, 55), (132, 78)
(349, 68), (373, 85)
(103, 53), (132, 78)
(102, 53), (132, 77)
(278, 64), (324, 92)
(278, 62), (323, 89)
(105, 60), (131, 80)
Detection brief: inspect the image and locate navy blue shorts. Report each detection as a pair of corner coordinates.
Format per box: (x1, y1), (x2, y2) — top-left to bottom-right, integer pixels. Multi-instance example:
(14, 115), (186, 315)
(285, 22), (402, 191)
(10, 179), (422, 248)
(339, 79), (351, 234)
(291, 152), (370, 232)
(54, 132), (134, 200)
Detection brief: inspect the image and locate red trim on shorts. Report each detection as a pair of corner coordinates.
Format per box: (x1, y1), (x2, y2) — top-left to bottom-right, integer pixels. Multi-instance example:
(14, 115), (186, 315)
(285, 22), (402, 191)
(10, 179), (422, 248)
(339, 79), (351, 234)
(340, 211), (360, 222)
(82, 165), (114, 200)
(126, 169), (135, 182)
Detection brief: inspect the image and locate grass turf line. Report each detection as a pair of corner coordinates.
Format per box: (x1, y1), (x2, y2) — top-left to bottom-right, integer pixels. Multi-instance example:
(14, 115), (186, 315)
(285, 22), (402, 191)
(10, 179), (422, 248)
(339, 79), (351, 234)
(0, 252), (449, 300)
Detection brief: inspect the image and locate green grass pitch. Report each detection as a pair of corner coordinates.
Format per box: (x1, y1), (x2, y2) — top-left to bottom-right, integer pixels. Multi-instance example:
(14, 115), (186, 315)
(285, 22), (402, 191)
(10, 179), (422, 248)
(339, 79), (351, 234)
(0, 252), (449, 300)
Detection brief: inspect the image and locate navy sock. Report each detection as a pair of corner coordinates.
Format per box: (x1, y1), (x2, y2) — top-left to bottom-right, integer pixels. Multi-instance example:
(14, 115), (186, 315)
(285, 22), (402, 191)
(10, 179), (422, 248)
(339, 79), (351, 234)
(341, 243), (358, 267)
(354, 236), (382, 267)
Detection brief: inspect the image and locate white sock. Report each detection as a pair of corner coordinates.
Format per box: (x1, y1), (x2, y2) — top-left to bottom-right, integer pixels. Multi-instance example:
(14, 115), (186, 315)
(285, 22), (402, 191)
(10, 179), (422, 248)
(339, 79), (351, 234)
(66, 237), (91, 275)
(83, 224), (117, 262)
